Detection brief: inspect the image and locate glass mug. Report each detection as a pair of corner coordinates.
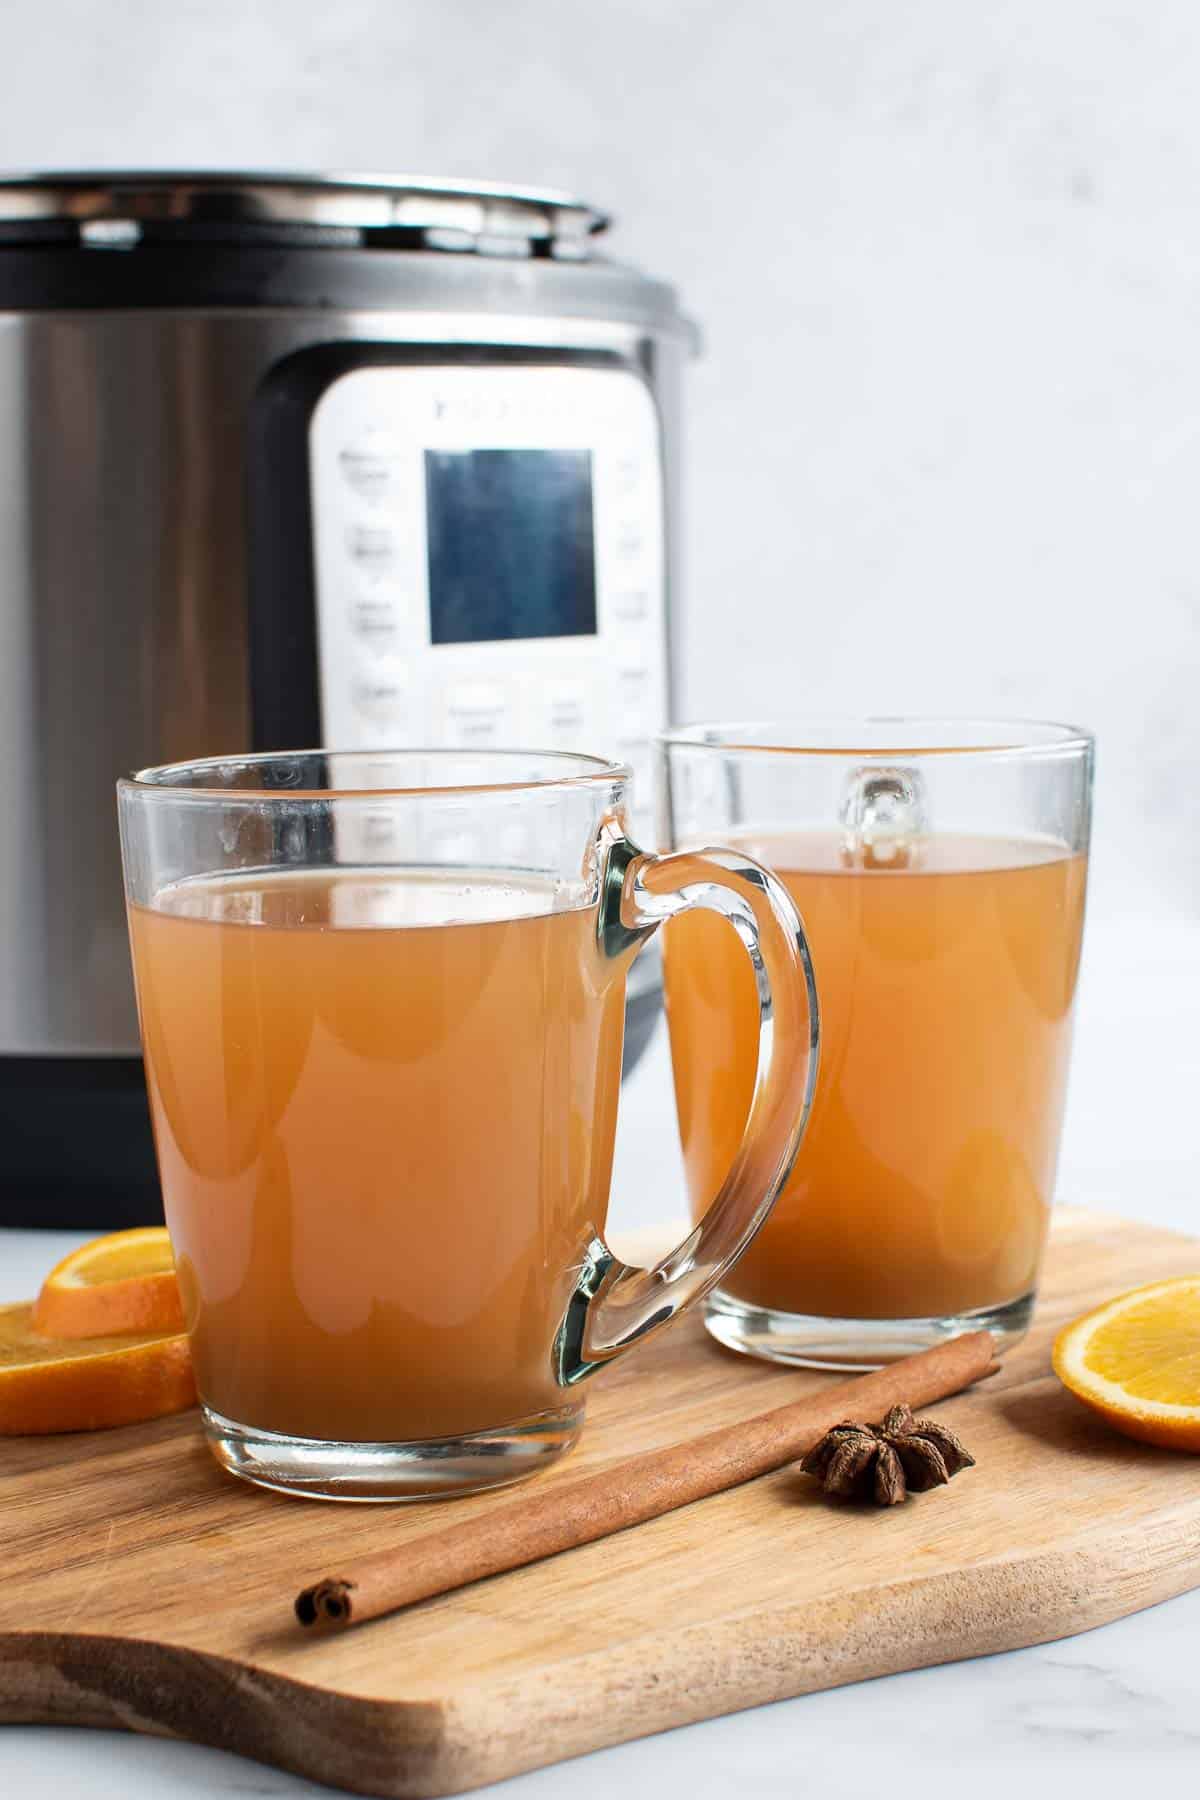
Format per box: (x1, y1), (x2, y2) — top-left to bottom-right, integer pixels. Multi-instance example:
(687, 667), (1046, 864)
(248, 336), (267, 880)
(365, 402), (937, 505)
(118, 749), (819, 1501)
(659, 719), (1092, 1369)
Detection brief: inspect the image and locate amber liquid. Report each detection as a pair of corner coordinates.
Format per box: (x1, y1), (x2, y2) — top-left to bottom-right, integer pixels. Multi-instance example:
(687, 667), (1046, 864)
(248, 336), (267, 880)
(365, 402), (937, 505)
(129, 871), (624, 1442)
(663, 833), (1087, 1320)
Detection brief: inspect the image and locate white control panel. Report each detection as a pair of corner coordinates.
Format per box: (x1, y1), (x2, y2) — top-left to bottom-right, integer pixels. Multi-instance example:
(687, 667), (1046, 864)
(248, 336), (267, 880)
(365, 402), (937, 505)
(309, 364), (667, 836)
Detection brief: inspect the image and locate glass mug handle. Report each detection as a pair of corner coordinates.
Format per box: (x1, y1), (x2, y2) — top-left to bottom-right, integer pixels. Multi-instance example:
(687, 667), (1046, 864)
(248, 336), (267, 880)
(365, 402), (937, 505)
(557, 833), (820, 1382)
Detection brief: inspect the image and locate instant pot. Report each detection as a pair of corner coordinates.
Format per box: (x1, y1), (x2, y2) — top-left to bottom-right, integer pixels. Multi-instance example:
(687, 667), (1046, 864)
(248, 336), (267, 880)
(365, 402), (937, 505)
(0, 171), (695, 1227)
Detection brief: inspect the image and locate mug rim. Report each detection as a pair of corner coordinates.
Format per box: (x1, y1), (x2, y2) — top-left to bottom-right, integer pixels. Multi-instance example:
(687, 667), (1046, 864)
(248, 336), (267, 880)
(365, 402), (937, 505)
(121, 745), (631, 800)
(659, 716), (1094, 759)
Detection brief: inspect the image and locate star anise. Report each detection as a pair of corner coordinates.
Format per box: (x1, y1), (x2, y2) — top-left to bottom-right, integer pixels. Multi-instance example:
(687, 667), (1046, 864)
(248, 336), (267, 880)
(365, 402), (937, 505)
(800, 1404), (975, 1507)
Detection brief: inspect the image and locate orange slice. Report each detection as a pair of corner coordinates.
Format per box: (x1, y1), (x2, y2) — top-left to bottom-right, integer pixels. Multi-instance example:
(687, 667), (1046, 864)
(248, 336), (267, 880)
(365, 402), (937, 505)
(0, 1302), (195, 1434)
(32, 1226), (185, 1339)
(1052, 1276), (1200, 1451)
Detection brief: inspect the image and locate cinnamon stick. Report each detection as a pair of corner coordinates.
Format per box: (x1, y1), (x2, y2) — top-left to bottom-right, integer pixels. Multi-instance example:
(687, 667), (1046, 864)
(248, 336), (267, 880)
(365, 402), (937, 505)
(294, 1330), (995, 1632)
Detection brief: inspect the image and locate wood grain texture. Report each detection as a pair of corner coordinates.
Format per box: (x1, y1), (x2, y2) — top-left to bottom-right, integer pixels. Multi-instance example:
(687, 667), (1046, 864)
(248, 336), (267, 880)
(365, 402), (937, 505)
(3, 1207), (1199, 1798)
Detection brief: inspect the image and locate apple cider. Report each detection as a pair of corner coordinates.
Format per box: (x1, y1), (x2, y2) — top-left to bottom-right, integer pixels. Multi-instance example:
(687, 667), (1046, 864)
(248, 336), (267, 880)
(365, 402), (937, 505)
(130, 870), (624, 1442)
(663, 833), (1087, 1322)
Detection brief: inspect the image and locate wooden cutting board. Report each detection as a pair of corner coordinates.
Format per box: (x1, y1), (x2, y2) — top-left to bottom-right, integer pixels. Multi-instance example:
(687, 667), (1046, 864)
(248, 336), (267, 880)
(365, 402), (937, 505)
(3, 1207), (1199, 1798)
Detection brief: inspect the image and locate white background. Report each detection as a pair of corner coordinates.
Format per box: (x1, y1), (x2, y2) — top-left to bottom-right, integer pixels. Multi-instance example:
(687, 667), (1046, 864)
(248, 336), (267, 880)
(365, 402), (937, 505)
(2, 0), (1197, 924)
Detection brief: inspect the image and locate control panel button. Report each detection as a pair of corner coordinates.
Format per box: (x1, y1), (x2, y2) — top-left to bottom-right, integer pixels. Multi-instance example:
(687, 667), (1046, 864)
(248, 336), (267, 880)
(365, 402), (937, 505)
(616, 655), (653, 714)
(544, 680), (589, 747)
(350, 660), (411, 726)
(613, 455), (642, 498)
(347, 591), (405, 646)
(345, 523), (403, 574)
(337, 438), (407, 506)
(441, 682), (513, 748)
(616, 521), (644, 561)
(612, 588), (649, 623)
(615, 634), (662, 754)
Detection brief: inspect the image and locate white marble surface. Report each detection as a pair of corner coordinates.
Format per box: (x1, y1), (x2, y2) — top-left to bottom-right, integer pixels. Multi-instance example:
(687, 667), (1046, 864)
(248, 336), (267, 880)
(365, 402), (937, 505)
(3, 914), (1199, 1793)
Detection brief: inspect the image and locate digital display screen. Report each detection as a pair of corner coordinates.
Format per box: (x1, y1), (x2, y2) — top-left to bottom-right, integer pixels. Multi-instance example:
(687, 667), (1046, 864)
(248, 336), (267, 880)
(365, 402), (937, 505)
(425, 449), (597, 645)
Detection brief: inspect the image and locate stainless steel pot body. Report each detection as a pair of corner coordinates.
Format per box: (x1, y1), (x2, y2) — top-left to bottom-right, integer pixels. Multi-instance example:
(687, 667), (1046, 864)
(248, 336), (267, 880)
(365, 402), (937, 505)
(0, 302), (687, 1056)
(0, 207), (691, 1221)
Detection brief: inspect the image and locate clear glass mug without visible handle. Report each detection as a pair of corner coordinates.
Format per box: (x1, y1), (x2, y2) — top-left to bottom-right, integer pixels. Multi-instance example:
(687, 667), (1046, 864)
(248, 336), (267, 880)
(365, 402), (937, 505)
(658, 718), (1093, 1370)
(118, 748), (819, 1500)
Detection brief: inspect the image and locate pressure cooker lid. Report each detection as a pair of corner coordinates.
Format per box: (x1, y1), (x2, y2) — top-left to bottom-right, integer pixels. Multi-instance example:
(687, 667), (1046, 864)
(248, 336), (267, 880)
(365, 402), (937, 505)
(0, 171), (609, 256)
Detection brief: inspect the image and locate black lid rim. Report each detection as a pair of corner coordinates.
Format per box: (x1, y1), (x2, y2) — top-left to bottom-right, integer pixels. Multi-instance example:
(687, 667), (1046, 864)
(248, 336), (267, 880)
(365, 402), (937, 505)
(0, 239), (696, 333)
